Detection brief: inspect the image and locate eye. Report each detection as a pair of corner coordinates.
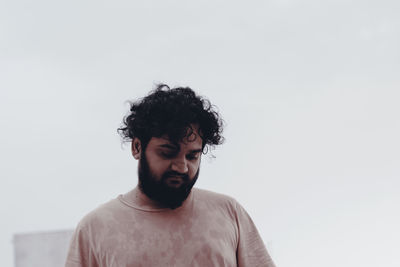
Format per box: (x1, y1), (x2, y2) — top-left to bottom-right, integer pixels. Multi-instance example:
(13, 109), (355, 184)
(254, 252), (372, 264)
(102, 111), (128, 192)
(186, 153), (199, 160)
(160, 151), (176, 158)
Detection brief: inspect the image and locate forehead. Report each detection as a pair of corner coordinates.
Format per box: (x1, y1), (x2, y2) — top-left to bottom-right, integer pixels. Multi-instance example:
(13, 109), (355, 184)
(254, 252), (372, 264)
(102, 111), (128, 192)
(148, 124), (203, 150)
(149, 133), (203, 150)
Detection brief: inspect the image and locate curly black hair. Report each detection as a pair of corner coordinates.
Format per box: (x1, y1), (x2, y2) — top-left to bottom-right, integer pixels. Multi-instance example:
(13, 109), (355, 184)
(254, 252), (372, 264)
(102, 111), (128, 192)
(118, 84), (224, 153)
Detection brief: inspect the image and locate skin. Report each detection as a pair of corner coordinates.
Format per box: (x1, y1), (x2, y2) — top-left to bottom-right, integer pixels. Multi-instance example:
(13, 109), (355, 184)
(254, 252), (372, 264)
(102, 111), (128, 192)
(131, 125), (203, 191)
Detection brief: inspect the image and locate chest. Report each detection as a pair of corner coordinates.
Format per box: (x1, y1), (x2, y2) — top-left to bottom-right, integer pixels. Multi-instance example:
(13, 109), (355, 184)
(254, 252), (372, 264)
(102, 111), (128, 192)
(95, 208), (238, 267)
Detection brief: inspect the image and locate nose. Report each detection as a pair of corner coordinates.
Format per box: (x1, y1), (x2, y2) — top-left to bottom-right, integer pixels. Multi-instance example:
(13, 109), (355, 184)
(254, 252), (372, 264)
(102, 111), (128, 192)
(171, 158), (188, 174)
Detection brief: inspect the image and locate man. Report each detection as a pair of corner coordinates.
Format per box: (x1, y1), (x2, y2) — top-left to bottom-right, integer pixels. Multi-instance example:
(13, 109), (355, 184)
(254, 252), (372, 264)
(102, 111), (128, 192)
(65, 84), (275, 267)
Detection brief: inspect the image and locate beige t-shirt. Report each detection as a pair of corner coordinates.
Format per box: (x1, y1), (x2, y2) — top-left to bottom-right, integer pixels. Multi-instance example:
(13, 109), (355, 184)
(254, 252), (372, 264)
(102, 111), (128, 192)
(65, 187), (275, 267)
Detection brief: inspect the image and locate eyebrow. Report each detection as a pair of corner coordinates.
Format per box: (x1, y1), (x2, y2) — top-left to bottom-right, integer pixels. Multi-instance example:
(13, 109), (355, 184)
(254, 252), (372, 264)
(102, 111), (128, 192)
(158, 144), (178, 150)
(158, 144), (202, 154)
(189, 149), (203, 154)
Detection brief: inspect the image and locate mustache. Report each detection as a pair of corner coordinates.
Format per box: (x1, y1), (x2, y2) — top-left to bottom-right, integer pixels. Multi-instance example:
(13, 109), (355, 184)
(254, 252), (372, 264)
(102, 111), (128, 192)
(162, 171), (189, 180)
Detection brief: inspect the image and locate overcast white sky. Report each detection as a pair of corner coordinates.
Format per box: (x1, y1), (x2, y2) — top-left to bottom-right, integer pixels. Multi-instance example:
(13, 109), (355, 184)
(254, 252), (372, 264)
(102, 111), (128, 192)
(1, 0), (399, 266)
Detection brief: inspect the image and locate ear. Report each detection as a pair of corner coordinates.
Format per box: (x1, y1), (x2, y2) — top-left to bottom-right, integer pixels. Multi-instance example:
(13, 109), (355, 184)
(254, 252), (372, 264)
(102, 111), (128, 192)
(131, 138), (141, 160)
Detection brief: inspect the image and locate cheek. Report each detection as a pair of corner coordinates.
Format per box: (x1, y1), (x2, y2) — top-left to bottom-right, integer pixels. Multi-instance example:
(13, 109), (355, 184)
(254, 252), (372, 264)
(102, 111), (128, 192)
(188, 161), (200, 176)
(149, 161), (169, 176)
(145, 155), (168, 176)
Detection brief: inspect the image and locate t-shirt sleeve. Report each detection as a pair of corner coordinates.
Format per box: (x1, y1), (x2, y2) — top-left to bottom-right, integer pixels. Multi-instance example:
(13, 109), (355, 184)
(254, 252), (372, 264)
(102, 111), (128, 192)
(65, 222), (99, 267)
(234, 201), (276, 267)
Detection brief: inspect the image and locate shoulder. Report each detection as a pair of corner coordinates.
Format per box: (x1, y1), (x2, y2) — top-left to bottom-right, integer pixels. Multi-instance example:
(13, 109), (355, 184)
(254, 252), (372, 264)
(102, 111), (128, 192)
(192, 187), (236, 202)
(76, 196), (126, 232)
(192, 188), (254, 218)
(192, 188), (242, 212)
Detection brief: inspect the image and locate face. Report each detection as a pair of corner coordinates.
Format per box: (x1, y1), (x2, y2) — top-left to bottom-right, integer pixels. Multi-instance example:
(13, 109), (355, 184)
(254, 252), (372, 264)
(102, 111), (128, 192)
(132, 127), (203, 209)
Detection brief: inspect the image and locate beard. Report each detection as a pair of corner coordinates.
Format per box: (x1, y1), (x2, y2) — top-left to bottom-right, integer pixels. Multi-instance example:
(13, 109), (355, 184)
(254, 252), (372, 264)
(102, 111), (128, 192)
(138, 150), (199, 209)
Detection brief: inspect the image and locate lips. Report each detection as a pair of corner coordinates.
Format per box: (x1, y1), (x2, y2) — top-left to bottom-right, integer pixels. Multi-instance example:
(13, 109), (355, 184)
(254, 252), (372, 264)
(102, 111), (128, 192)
(167, 176), (184, 183)
(165, 173), (188, 180)
(165, 176), (186, 187)
(167, 176), (184, 180)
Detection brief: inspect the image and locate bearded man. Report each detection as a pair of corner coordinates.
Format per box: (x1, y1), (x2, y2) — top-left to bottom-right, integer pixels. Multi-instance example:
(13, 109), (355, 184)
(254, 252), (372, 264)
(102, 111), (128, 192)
(65, 84), (275, 267)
